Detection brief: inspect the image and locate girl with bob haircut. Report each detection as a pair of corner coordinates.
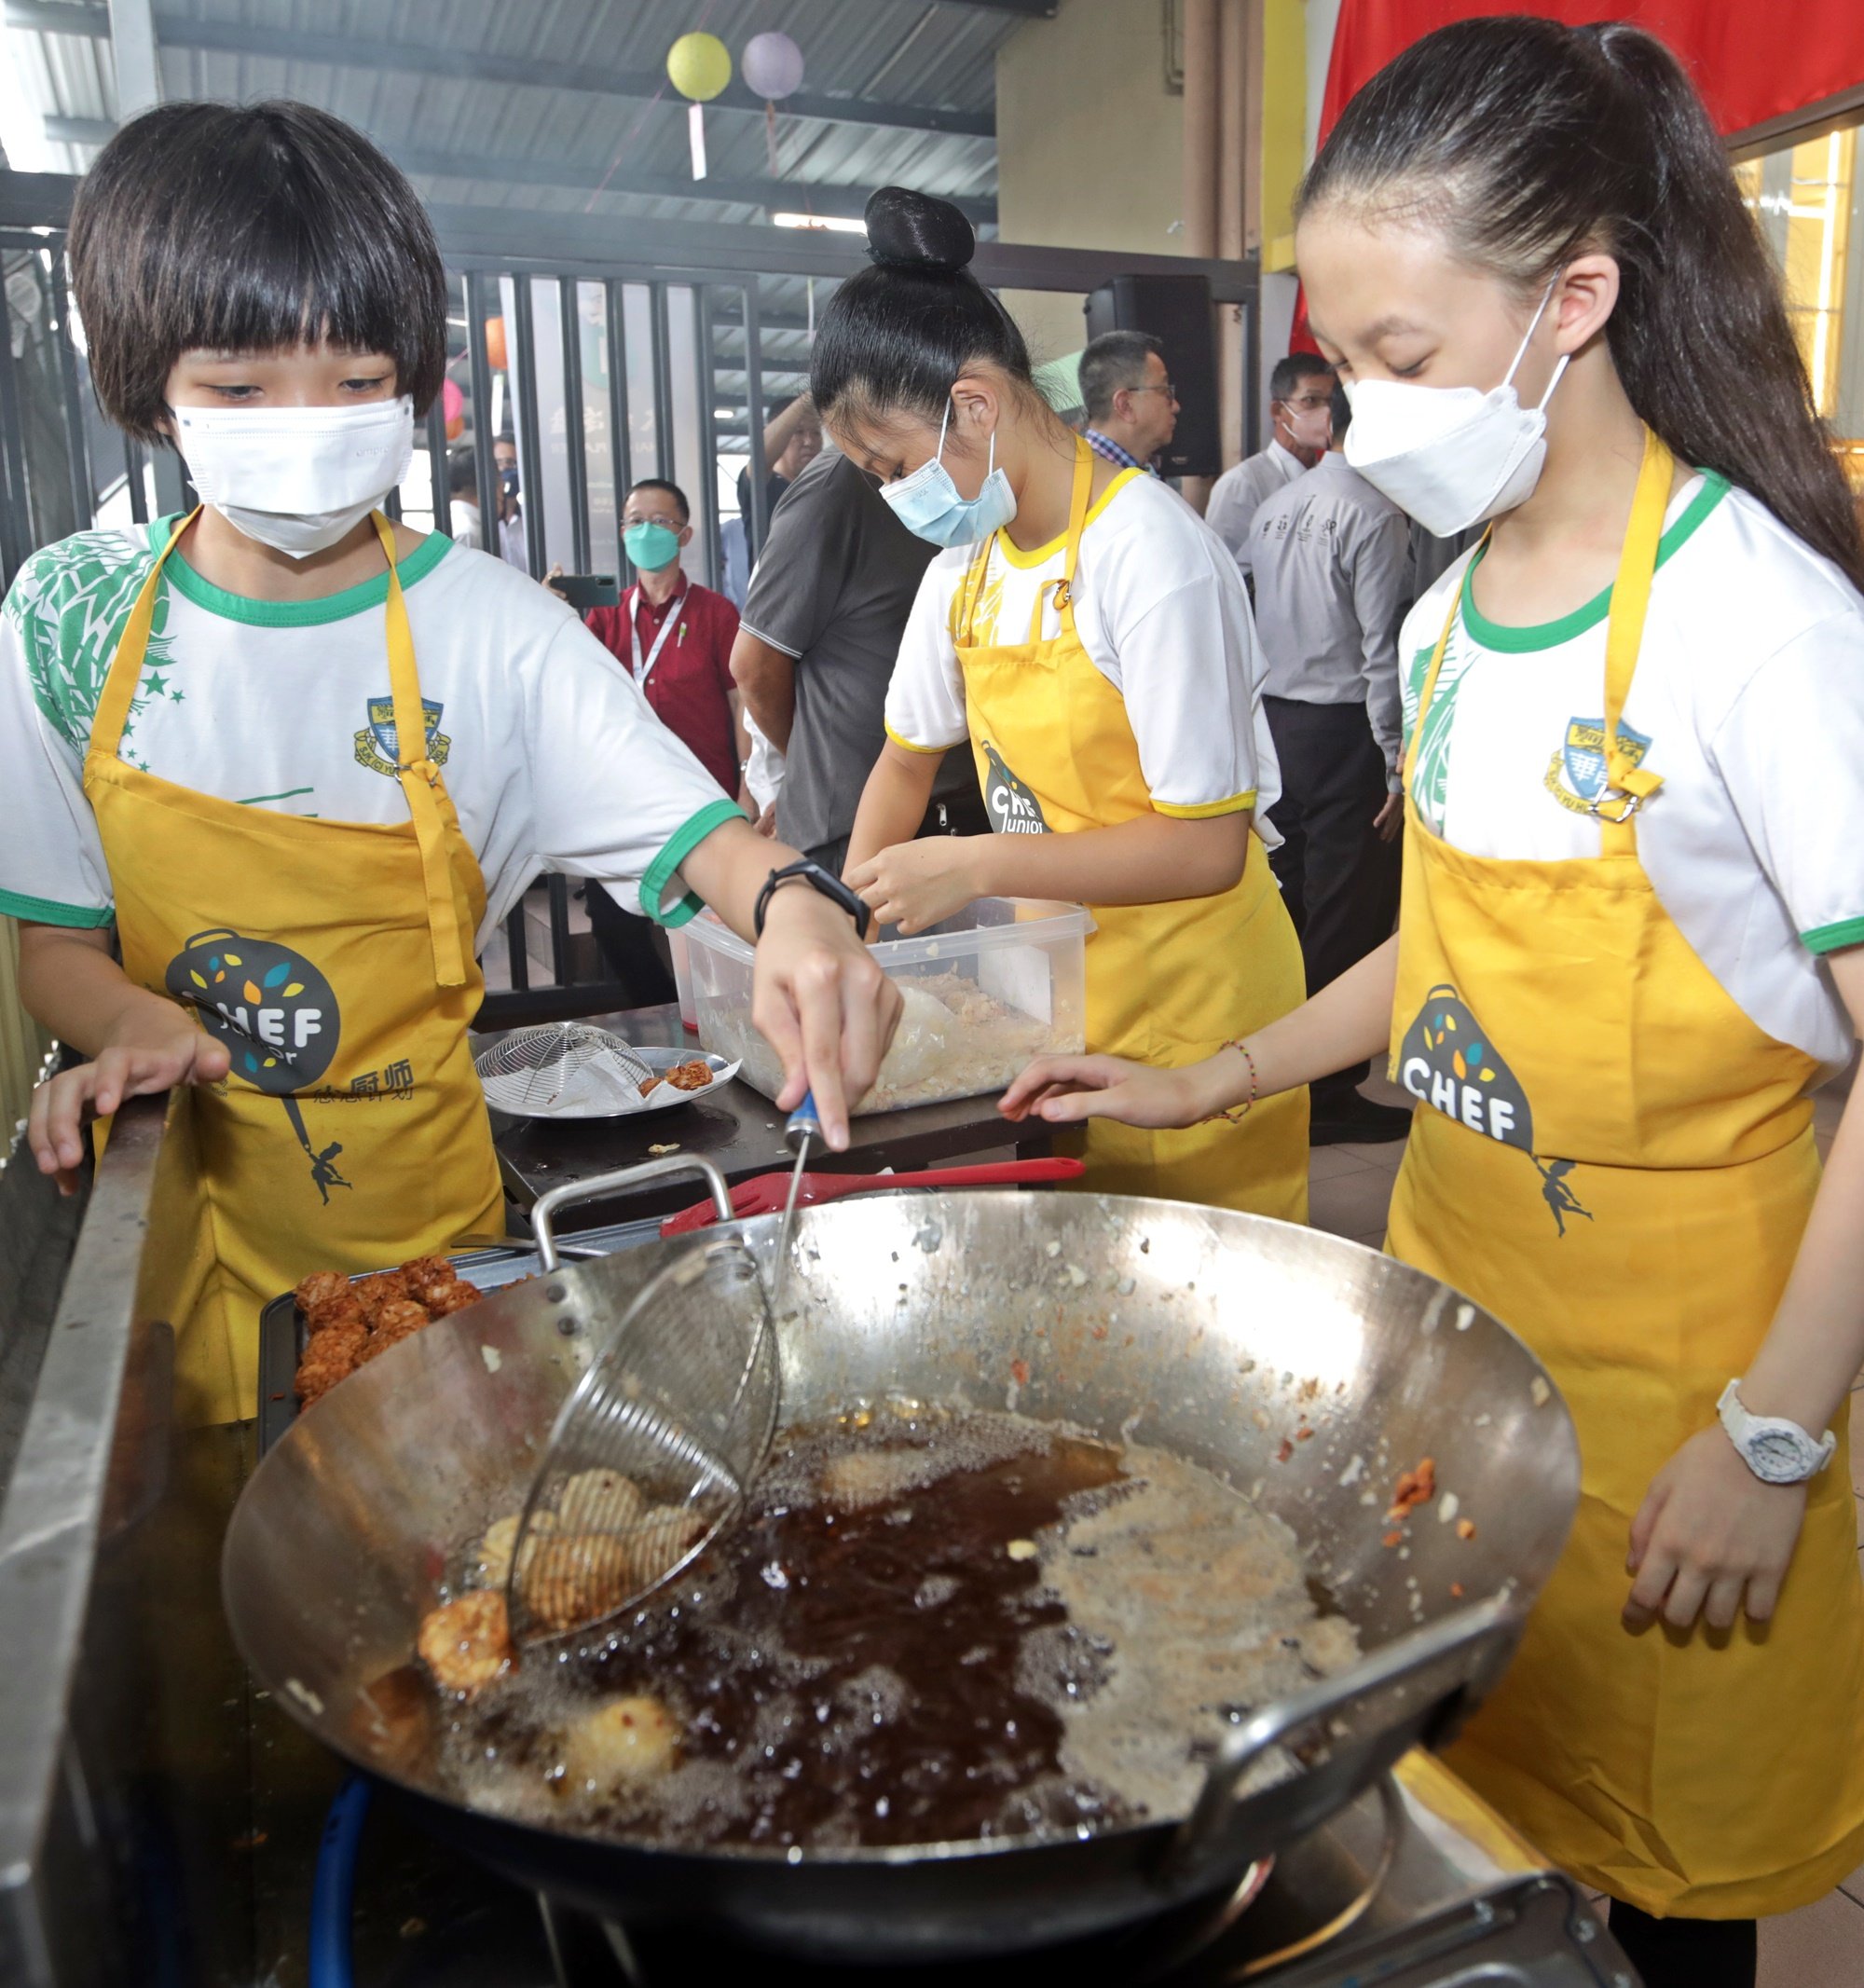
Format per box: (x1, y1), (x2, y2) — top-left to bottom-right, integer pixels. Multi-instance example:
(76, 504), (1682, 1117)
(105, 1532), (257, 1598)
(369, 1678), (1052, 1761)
(4, 101), (896, 1425)
(1006, 18), (1864, 1982)
(826, 186), (1310, 1222)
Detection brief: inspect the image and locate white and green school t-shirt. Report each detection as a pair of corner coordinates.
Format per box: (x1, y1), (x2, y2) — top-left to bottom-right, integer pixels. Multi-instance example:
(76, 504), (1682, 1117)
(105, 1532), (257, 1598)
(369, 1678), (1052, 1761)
(883, 470), (1282, 836)
(1399, 473), (1864, 1074)
(0, 518), (741, 947)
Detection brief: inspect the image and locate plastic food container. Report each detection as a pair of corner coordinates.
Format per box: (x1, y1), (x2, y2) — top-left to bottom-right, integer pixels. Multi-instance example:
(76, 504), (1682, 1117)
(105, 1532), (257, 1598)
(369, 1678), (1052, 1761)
(668, 925), (697, 1033)
(684, 897), (1095, 1114)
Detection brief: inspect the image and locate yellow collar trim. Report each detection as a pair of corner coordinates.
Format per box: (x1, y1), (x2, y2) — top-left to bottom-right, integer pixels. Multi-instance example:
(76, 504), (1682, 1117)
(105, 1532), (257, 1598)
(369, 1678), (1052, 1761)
(990, 465), (1144, 569)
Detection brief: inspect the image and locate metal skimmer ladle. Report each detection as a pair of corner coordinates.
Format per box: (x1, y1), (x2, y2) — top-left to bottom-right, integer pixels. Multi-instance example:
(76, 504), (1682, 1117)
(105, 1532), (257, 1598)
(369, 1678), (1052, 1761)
(504, 1093), (820, 1642)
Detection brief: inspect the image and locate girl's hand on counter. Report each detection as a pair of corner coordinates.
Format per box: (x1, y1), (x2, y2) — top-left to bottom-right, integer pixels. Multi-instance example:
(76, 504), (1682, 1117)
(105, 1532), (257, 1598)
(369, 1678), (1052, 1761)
(845, 837), (987, 938)
(751, 884), (901, 1149)
(1000, 1051), (1229, 1131)
(26, 997), (232, 1192)
(1623, 1424), (1808, 1632)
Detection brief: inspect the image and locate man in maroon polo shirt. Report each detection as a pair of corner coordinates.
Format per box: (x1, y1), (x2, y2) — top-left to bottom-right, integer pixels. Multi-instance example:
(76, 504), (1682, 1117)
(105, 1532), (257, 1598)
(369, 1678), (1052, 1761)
(574, 478), (748, 996)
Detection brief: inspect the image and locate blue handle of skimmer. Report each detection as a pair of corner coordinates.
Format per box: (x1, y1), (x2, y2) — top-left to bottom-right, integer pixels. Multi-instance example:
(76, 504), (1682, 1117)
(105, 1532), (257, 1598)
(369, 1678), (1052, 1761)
(786, 1090), (821, 1153)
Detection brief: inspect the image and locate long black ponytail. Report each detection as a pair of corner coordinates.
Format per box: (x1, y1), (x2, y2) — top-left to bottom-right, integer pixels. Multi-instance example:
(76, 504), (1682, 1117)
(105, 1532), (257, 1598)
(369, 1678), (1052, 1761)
(1297, 16), (1864, 592)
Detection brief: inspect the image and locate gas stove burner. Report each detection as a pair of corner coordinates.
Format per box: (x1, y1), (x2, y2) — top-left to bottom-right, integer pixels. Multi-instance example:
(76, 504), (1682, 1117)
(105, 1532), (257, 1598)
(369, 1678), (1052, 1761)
(291, 1756), (1636, 1988)
(524, 1775), (1405, 1988)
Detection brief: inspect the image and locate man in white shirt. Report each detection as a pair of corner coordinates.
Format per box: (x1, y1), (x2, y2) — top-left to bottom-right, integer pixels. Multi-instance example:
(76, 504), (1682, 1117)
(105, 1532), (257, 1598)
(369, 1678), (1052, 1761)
(1248, 380), (1409, 1145)
(1207, 353), (1336, 579)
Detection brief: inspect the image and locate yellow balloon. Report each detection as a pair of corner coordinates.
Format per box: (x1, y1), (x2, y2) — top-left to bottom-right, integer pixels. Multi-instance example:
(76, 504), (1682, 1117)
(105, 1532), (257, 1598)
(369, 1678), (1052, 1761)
(666, 31), (731, 103)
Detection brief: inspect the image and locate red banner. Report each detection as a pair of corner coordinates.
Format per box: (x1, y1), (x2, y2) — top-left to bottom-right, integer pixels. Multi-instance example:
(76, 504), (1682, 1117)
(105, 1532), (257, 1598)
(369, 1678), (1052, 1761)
(1321, 1), (1864, 146)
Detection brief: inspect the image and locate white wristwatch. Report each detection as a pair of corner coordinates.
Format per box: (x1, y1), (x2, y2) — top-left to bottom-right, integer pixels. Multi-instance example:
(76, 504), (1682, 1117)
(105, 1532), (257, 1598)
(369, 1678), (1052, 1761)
(1717, 1380), (1836, 1485)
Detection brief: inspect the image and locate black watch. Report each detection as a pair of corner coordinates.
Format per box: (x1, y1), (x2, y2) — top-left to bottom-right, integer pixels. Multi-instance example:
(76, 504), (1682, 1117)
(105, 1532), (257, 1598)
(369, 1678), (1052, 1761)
(754, 860), (872, 941)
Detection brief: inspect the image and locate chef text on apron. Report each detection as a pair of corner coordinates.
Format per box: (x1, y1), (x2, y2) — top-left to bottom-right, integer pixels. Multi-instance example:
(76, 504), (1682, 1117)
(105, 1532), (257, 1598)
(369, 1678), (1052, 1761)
(1387, 431), (1864, 1915)
(84, 513), (504, 1425)
(952, 438), (1309, 1217)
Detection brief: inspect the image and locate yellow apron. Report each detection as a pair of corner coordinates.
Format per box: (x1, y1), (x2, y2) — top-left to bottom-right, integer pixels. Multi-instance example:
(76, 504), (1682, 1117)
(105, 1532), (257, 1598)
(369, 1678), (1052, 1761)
(1387, 432), (1864, 1915)
(953, 438), (1308, 1216)
(83, 513), (504, 1426)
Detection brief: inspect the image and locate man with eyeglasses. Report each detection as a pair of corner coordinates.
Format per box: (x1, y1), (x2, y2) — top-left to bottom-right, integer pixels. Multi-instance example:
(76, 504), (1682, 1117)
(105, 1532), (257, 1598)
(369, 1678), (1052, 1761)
(1207, 354), (1338, 580)
(1078, 331), (1179, 474)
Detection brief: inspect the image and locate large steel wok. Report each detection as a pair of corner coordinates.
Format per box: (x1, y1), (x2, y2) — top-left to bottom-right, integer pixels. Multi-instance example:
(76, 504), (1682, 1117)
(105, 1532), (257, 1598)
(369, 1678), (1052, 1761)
(222, 1159), (1580, 1963)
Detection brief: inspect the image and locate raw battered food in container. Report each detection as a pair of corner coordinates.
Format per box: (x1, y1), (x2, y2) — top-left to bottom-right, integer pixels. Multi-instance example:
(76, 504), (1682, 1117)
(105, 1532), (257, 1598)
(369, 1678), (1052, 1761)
(684, 898), (1094, 1113)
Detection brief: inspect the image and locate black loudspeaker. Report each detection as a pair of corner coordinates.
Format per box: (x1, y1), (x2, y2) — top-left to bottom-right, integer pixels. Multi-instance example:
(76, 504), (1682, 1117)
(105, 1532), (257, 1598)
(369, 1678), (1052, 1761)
(1084, 273), (1221, 479)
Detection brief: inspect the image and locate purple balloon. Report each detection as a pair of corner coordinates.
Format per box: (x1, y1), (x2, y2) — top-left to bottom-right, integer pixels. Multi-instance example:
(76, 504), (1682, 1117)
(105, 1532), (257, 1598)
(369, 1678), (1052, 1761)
(742, 30), (804, 102)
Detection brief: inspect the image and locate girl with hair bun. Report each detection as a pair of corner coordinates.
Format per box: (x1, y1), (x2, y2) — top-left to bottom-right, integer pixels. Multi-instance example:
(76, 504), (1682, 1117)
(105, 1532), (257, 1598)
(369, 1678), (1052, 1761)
(1004, 18), (1864, 1981)
(828, 186), (1309, 1220)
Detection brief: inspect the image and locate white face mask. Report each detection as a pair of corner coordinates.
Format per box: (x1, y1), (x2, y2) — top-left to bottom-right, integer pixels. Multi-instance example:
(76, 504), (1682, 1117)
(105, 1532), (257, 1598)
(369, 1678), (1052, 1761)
(1342, 286), (1569, 538)
(171, 397), (415, 557)
(1276, 399), (1332, 456)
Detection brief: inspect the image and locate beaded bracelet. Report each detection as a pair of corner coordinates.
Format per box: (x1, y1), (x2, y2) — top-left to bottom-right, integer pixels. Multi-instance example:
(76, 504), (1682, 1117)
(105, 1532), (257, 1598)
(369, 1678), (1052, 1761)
(1203, 1039), (1259, 1125)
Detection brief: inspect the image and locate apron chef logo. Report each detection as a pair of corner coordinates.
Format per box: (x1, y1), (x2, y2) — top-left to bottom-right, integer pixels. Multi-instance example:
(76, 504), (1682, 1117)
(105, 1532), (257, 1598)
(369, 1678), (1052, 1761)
(982, 741), (1048, 836)
(1397, 984), (1593, 1238)
(354, 695), (451, 779)
(1544, 716), (1651, 816)
(164, 928), (351, 1206)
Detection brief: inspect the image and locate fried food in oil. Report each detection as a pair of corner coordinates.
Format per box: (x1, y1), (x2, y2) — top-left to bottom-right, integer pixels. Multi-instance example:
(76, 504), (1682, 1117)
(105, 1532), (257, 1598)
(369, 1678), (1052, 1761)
(632, 1504), (709, 1586)
(422, 1279), (482, 1317)
(399, 1254), (454, 1291)
(294, 1270), (350, 1315)
(556, 1468), (645, 1531)
(559, 1695), (679, 1793)
(474, 1510), (557, 1589)
(417, 1590), (514, 1694)
(519, 1533), (634, 1633)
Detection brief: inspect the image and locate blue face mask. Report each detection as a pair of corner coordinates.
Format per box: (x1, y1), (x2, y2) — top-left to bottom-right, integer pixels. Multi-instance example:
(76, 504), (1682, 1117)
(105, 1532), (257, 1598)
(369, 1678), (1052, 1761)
(878, 401), (1018, 548)
(624, 520), (682, 570)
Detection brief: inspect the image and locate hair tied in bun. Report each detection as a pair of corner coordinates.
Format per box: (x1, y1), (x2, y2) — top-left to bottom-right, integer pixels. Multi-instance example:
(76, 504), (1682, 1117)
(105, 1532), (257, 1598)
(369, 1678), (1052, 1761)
(863, 186), (976, 275)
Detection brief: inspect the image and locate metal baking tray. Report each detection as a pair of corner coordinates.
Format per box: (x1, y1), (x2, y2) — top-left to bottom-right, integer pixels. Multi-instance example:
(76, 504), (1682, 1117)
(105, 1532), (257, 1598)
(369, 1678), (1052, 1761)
(254, 1217), (665, 1456)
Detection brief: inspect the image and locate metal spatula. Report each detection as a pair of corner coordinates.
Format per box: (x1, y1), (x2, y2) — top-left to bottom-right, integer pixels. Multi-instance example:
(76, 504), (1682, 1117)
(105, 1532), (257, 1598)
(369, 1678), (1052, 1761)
(504, 1093), (819, 1642)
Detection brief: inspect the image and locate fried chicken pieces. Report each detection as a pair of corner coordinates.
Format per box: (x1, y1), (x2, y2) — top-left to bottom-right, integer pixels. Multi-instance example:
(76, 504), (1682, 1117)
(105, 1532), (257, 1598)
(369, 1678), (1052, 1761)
(417, 1590), (514, 1694)
(292, 1258), (485, 1407)
(635, 1058), (715, 1098)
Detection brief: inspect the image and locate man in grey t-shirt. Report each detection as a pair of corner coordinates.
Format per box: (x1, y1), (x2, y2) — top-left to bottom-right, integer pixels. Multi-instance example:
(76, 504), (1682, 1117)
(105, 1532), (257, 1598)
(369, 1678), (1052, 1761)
(732, 448), (986, 873)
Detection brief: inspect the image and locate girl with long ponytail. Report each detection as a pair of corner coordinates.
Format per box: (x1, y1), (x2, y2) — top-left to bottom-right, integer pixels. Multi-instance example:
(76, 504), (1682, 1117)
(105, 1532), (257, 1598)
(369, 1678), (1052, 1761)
(1005, 20), (1864, 1982)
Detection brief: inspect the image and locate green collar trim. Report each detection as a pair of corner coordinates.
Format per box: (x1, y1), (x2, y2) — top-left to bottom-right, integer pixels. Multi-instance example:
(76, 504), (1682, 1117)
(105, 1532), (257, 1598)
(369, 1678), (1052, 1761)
(149, 514), (452, 626)
(1460, 472), (1730, 654)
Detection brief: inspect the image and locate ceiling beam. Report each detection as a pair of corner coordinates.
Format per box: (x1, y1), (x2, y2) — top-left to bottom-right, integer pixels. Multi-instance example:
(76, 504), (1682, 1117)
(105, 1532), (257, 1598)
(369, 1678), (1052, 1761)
(37, 117), (997, 224)
(105, 0), (158, 116)
(6, 6), (994, 138)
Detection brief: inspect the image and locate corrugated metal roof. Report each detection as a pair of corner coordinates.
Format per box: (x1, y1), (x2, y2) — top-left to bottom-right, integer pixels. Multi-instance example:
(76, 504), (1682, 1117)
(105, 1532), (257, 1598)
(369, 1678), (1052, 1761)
(10, 0), (1012, 218)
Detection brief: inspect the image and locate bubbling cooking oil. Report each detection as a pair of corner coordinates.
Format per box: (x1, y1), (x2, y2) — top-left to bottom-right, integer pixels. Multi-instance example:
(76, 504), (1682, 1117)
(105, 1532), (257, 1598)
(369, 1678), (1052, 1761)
(401, 1405), (1357, 1852)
